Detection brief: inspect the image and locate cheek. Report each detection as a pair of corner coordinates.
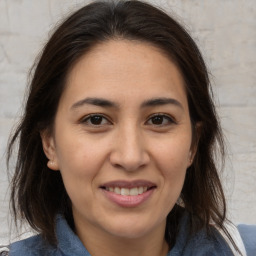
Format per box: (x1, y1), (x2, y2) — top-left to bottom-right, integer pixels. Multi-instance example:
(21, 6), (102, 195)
(56, 143), (105, 214)
(54, 135), (108, 198)
(55, 130), (106, 173)
(152, 135), (191, 188)
(154, 135), (191, 169)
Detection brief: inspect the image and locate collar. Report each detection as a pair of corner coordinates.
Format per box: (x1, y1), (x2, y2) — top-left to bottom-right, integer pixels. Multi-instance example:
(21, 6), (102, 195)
(56, 214), (91, 256)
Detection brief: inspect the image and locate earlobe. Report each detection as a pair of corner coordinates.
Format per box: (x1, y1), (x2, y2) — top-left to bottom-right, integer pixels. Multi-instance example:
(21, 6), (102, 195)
(40, 131), (59, 171)
(188, 121), (202, 167)
(187, 151), (194, 168)
(47, 159), (59, 170)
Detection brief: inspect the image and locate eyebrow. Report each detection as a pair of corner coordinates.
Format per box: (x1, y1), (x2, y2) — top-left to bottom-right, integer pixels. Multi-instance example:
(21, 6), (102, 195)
(71, 97), (119, 109)
(141, 97), (183, 109)
(71, 97), (183, 110)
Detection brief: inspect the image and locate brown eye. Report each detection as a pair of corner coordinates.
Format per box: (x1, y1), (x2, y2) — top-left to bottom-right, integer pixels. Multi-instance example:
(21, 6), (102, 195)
(146, 114), (175, 126)
(82, 114), (111, 126)
(151, 116), (164, 125)
(90, 115), (103, 125)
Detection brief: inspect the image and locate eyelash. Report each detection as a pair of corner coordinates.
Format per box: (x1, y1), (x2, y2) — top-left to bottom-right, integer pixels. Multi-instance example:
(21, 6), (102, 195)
(81, 114), (112, 127)
(146, 113), (176, 126)
(80, 113), (176, 127)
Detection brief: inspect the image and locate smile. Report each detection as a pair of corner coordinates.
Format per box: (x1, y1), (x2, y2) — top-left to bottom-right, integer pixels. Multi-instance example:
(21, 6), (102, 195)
(105, 186), (149, 196)
(100, 180), (156, 207)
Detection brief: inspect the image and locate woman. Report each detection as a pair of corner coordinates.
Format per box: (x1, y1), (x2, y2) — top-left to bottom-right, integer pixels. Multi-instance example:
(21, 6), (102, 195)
(3, 0), (254, 255)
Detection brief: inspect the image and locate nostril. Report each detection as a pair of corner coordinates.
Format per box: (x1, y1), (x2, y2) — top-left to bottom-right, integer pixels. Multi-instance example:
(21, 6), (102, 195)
(109, 152), (150, 172)
(112, 163), (124, 170)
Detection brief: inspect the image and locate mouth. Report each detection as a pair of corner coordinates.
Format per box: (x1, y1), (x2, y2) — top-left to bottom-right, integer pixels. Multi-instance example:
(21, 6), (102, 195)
(99, 180), (156, 207)
(101, 186), (154, 196)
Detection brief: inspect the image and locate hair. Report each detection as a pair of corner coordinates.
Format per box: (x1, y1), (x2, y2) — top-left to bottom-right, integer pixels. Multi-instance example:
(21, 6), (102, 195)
(7, 0), (238, 253)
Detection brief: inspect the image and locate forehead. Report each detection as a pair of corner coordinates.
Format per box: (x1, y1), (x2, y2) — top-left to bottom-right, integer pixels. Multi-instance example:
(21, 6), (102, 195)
(61, 39), (188, 109)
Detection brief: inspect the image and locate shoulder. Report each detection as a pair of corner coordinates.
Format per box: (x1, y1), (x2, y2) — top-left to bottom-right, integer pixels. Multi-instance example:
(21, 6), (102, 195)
(238, 224), (256, 256)
(168, 227), (234, 256)
(168, 212), (234, 256)
(188, 226), (235, 255)
(8, 214), (89, 256)
(9, 235), (59, 256)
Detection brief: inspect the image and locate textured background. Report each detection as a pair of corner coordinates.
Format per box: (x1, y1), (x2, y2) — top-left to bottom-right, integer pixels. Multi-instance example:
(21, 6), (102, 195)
(0, 0), (255, 244)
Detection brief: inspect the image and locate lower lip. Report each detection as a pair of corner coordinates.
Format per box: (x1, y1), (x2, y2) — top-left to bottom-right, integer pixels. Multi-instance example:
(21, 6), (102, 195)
(101, 189), (155, 208)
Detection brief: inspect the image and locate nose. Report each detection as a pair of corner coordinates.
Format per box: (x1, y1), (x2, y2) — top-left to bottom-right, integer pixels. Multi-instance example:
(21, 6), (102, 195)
(109, 125), (150, 172)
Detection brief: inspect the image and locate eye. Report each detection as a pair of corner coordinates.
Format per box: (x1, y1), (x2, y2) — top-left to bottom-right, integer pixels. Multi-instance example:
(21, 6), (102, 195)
(81, 114), (111, 126)
(146, 114), (175, 126)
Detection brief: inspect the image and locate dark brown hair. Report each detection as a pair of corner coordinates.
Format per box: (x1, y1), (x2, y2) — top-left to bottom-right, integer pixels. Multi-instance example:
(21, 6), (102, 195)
(7, 0), (237, 252)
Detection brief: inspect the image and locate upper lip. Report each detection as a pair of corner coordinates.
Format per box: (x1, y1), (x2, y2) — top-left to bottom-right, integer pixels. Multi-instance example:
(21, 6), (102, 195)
(100, 180), (157, 189)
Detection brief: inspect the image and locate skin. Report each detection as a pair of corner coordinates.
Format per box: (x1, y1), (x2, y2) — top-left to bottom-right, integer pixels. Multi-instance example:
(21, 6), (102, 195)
(42, 39), (196, 256)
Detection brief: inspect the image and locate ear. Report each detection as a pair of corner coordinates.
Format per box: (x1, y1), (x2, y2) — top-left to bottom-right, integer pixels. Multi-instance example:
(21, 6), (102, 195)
(188, 122), (202, 167)
(40, 130), (59, 171)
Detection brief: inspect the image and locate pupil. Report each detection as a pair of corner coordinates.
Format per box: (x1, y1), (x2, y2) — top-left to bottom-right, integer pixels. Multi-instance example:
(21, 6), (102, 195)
(152, 116), (163, 125)
(91, 116), (102, 125)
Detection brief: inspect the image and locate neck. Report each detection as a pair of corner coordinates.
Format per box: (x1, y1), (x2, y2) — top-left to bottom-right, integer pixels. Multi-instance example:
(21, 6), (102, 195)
(74, 216), (169, 256)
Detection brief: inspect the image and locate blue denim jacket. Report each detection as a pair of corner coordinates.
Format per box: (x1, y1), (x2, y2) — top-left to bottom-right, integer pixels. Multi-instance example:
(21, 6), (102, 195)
(9, 213), (255, 256)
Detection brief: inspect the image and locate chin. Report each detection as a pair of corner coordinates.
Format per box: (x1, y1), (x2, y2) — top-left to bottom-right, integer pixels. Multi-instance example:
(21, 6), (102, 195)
(102, 216), (164, 240)
(108, 226), (151, 239)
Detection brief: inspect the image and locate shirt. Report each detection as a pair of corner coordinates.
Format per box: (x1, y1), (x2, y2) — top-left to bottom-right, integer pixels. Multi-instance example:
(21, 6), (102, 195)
(9, 213), (250, 256)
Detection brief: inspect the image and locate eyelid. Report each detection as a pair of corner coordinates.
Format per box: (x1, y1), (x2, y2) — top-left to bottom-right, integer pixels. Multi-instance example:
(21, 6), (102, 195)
(79, 113), (176, 127)
(80, 113), (112, 126)
(145, 113), (177, 125)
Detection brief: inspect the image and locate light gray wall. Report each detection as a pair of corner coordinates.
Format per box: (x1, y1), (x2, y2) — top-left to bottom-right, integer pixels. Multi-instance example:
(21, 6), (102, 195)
(0, 0), (255, 244)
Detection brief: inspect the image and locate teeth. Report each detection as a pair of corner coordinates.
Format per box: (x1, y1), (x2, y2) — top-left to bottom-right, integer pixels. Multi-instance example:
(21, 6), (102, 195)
(106, 186), (149, 196)
(129, 187), (138, 196)
(114, 187), (121, 194)
(121, 188), (129, 196)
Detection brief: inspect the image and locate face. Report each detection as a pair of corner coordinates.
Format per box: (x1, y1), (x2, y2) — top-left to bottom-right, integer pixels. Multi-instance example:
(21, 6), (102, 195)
(42, 40), (194, 242)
